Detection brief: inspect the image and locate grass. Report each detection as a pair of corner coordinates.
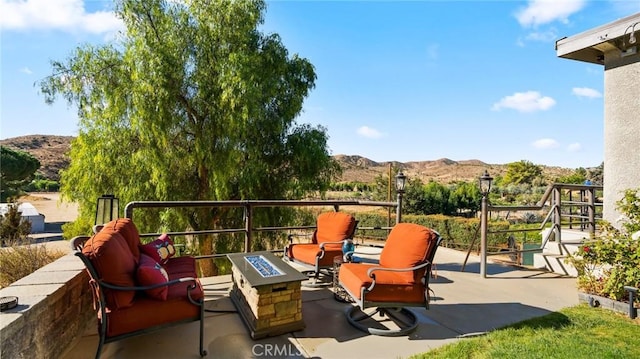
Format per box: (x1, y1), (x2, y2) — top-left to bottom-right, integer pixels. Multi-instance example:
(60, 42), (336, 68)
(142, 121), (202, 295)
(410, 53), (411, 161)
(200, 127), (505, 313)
(412, 305), (640, 359)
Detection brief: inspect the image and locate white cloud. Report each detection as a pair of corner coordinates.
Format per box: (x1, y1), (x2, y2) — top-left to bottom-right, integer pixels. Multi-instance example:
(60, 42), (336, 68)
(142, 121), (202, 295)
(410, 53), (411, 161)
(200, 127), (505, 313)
(357, 126), (384, 139)
(567, 142), (582, 152)
(491, 91), (556, 113)
(515, 0), (586, 27)
(532, 138), (560, 149)
(572, 87), (602, 99)
(20, 67), (33, 75)
(0, 0), (123, 34)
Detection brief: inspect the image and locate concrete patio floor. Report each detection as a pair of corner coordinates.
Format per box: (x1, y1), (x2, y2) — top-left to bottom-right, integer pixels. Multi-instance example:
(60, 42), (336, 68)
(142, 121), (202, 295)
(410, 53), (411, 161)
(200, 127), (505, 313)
(63, 246), (578, 359)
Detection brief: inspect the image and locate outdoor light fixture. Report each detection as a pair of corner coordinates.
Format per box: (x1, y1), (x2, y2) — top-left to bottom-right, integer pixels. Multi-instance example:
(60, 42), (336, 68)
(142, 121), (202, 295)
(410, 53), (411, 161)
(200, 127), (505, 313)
(479, 170), (493, 196)
(95, 194), (119, 225)
(478, 170), (493, 279)
(395, 171), (407, 193)
(395, 171), (407, 224)
(623, 22), (639, 47)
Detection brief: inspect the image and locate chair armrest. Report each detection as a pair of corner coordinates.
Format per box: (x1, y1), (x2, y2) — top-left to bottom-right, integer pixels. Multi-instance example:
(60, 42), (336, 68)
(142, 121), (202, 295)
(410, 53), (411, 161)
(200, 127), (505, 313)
(99, 276), (200, 292)
(366, 261), (430, 278)
(318, 239), (351, 250)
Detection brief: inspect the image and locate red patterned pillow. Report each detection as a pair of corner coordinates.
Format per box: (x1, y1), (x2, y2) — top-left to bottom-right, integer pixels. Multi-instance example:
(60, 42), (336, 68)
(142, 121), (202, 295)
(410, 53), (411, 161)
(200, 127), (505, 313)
(139, 233), (176, 265)
(136, 254), (169, 300)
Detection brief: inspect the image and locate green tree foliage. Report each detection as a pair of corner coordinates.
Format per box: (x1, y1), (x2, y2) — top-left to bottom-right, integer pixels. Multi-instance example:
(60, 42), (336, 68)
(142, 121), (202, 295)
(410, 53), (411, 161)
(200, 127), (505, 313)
(1, 146), (41, 202)
(502, 160), (543, 185)
(588, 162), (604, 185)
(556, 167), (587, 184)
(39, 0), (339, 271)
(449, 181), (481, 214)
(370, 167), (402, 202)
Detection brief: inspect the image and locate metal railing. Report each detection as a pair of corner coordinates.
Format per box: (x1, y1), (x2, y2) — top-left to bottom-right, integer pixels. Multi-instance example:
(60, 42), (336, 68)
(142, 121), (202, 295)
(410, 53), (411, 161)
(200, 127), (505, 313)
(124, 199), (399, 257)
(474, 183), (603, 276)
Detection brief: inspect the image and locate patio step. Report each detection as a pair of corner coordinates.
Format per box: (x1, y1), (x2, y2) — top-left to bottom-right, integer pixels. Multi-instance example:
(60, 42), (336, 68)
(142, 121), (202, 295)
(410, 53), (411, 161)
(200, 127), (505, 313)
(531, 228), (590, 276)
(533, 253), (578, 277)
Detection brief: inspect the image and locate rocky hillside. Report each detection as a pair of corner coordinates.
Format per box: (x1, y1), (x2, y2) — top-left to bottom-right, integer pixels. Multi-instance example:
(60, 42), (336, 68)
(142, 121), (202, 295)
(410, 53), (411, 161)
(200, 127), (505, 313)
(1, 135), (73, 181)
(1, 135), (576, 184)
(334, 155), (574, 184)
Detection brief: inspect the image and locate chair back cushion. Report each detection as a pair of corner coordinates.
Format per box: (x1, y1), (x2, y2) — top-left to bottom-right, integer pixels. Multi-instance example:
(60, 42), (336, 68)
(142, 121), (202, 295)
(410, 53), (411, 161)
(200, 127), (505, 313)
(100, 218), (142, 262)
(82, 230), (137, 309)
(379, 223), (440, 283)
(314, 212), (356, 248)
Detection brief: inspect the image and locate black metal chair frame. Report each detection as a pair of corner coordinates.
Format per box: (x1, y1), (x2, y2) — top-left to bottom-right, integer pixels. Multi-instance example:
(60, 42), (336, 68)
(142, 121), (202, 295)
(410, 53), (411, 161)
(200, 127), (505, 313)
(71, 236), (207, 359)
(341, 233), (442, 336)
(284, 220), (358, 287)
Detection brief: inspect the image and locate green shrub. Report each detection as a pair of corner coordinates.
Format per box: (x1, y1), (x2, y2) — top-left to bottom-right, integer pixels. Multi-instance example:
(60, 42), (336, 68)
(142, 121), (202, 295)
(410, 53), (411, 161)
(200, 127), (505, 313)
(568, 188), (640, 301)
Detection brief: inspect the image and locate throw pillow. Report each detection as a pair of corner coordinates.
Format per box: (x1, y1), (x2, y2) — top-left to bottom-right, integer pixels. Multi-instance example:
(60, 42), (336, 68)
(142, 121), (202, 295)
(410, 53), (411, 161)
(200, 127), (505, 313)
(139, 233), (176, 265)
(136, 254), (169, 300)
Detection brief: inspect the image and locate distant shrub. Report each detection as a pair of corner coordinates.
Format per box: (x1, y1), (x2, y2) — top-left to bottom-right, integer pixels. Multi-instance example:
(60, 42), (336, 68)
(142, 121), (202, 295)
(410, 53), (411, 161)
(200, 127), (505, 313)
(0, 201), (65, 288)
(0, 244), (65, 288)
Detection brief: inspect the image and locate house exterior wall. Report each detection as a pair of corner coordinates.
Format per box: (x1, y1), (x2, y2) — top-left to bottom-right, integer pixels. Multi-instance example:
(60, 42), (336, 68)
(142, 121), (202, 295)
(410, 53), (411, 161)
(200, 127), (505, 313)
(603, 55), (640, 224)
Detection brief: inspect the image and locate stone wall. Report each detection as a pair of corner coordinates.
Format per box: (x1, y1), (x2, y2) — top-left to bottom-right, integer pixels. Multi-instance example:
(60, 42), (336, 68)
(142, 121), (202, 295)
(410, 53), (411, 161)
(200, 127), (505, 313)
(0, 253), (94, 359)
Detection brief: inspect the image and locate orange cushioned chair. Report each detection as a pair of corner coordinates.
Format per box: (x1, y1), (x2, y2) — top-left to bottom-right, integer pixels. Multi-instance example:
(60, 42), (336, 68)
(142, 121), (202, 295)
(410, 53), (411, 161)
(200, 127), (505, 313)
(338, 223), (441, 336)
(284, 212), (357, 285)
(71, 218), (206, 359)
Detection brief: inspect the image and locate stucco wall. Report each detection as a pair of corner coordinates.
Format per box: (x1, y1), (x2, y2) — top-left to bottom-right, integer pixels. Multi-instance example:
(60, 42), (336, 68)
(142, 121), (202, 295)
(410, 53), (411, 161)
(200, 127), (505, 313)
(603, 54), (640, 224)
(0, 254), (94, 359)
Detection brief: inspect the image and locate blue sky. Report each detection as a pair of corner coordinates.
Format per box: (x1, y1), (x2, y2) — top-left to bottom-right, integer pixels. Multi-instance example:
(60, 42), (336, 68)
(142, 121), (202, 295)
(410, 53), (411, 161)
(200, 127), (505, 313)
(2, 1), (639, 169)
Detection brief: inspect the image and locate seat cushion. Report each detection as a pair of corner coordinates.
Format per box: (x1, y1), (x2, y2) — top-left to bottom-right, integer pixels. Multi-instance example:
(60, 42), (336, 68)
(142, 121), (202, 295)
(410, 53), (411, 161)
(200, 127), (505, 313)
(101, 218), (142, 262)
(315, 212), (356, 246)
(287, 243), (343, 268)
(379, 223), (438, 283)
(105, 294), (201, 338)
(338, 262), (426, 303)
(136, 254), (169, 301)
(82, 231), (137, 309)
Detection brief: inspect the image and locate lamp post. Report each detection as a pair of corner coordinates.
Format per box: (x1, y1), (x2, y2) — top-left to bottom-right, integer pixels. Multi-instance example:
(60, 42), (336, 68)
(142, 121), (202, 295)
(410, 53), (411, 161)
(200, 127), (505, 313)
(479, 170), (493, 278)
(395, 171), (407, 224)
(95, 194), (119, 225)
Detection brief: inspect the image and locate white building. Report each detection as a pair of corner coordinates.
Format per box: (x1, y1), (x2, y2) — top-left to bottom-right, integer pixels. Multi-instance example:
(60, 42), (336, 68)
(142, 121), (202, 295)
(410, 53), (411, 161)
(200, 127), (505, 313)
(556, 13), (640, 224)
(0, 202), (45, 233)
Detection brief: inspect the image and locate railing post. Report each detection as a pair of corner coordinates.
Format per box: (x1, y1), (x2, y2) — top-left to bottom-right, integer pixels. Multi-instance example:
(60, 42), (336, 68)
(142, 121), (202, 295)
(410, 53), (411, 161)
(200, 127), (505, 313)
(553, 187), (563, 255)
(244, 204), (252, 253)
(588, 187), (596, 237)
(480, 195), (488, 278)
(396, 191), (403, 224)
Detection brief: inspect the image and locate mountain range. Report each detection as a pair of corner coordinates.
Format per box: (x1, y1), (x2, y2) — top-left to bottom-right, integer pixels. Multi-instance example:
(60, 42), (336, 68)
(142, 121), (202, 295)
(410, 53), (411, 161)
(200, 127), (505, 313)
(1, 135), (576, 184)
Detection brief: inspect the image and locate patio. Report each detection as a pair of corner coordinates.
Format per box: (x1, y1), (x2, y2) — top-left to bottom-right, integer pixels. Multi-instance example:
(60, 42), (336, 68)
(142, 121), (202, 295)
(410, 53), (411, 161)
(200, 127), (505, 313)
(62, 246), (578, 359)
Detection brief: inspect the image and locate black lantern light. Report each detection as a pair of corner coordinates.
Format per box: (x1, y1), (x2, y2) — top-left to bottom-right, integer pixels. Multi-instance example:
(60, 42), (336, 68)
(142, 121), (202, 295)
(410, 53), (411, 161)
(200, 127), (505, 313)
(479, 170), (493, 197)
(395, 171), (407, 194)
(95, 194), (119, 225)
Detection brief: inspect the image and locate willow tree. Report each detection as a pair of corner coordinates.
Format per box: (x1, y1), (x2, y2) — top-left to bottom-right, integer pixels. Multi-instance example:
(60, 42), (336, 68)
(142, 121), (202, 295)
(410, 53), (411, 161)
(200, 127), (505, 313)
(40, 0), (339, 273)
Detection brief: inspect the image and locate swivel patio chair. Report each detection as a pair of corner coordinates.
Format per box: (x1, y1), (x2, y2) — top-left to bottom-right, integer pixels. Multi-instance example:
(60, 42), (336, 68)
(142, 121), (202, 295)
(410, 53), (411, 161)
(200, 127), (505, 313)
(284, 211), (357, 286)
(338, 223), (442, 336)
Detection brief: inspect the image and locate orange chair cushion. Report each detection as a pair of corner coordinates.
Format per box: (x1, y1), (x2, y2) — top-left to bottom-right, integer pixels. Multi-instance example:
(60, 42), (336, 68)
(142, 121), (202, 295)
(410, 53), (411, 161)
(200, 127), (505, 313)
(105, 293), (201, 337)
(314, 212), (356, 248)
(288, 243), (342, 267)
(379, 223), (438, 283)
(83, 231), (137, 309)
(101, 218), (142, 262)
(339, 263), (426, 303)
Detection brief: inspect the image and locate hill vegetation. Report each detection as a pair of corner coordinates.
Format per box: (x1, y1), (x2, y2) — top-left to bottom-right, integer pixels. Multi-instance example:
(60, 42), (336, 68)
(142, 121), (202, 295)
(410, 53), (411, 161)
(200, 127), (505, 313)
(1, 135), (581, 185)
